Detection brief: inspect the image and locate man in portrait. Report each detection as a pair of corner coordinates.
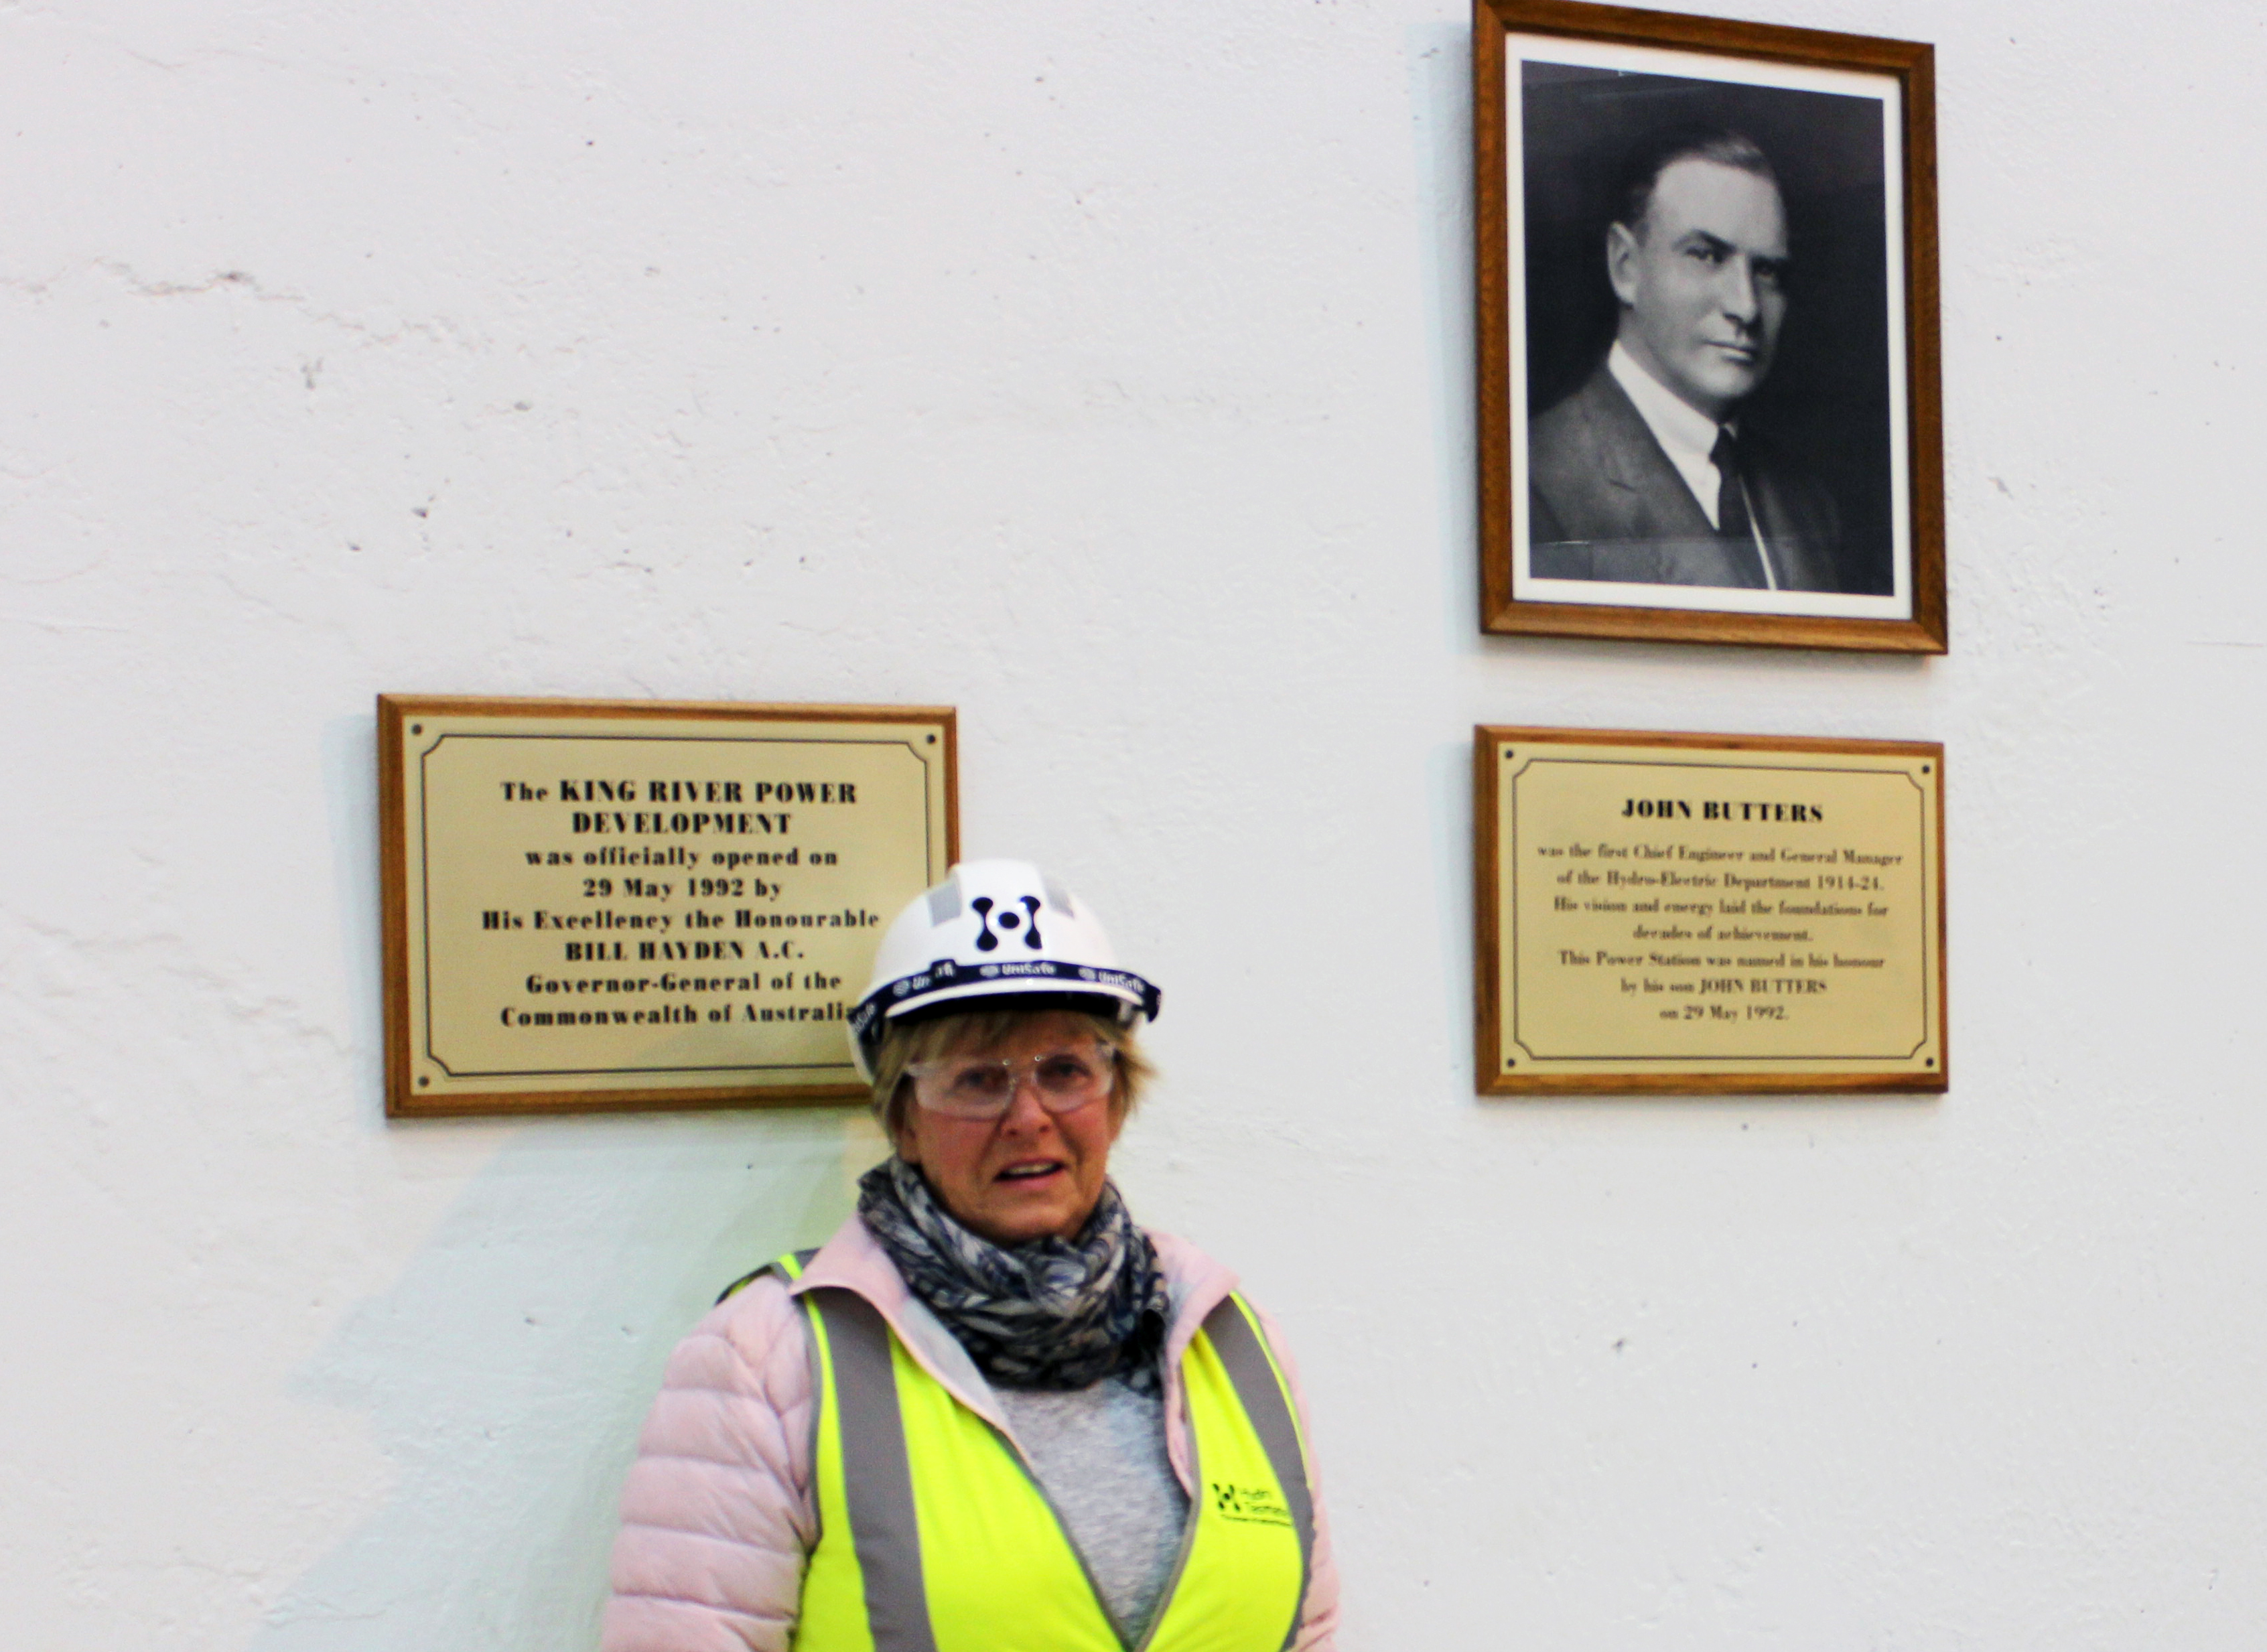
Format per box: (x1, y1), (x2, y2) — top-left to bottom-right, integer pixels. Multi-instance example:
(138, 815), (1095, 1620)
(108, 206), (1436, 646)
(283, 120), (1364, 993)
(1528, 127), (1842, 592)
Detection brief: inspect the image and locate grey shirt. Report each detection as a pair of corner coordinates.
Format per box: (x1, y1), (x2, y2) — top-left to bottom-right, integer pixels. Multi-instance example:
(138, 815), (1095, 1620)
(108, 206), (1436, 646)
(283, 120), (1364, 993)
(998, 1375), (1192, 1644)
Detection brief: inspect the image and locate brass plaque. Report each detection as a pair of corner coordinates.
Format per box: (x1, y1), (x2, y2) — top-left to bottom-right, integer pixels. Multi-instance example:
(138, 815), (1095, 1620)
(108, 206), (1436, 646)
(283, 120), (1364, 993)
(380, 697), (957, 1117)
(1476, 728), (1945, 1094)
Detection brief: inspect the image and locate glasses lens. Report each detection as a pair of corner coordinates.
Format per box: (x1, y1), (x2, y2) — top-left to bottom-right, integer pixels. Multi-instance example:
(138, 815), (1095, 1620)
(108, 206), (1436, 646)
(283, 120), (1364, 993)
(1034, 1050), (1109, 1101)
(935, 1060), (1014, 1115)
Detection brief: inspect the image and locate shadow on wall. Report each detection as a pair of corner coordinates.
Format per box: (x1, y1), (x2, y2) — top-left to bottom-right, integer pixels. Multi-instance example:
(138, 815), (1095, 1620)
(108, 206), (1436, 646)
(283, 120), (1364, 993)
(247, 1108), (883, 1652)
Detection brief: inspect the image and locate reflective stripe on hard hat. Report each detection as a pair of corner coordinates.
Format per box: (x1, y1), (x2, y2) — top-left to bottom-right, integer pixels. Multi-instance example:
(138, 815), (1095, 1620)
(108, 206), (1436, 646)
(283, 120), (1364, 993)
(786, 1260), (1312, 1652)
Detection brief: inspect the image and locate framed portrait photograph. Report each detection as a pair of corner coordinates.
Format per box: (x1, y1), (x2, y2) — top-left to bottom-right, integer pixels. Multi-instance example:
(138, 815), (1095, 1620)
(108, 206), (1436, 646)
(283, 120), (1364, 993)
(1475, 0), (1944, 652)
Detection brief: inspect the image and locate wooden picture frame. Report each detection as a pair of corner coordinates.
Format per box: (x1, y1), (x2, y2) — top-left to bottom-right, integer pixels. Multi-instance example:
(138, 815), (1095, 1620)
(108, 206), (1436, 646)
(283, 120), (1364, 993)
(1476, 726), (1947, 1095)
(1475, 0), (1944, 652)
(379, 695), (958, 1118)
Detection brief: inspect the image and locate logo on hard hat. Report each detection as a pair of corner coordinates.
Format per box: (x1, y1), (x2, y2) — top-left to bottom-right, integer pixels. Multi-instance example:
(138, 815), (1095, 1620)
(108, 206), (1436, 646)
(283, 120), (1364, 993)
(971, 894), (1044, 953)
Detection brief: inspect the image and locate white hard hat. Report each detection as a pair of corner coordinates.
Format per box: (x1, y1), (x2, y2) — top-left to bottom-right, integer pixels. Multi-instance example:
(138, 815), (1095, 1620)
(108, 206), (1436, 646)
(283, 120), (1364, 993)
(846, 859), (1161, 1082)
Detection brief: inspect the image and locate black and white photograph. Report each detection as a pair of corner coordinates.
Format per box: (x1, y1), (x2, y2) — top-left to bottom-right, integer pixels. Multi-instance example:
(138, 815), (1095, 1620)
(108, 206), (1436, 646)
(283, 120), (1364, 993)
(1475, 2), (1943, 652)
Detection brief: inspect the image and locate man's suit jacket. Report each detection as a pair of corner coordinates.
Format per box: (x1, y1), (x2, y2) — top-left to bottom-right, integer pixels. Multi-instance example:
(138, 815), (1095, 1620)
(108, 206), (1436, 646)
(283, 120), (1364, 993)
(1527, 363), (1842, 592)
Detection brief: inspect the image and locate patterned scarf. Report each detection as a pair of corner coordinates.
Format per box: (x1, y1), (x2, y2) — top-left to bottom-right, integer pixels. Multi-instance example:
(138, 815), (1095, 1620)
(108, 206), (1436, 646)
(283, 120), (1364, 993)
(856, 1156), (1170, 1394)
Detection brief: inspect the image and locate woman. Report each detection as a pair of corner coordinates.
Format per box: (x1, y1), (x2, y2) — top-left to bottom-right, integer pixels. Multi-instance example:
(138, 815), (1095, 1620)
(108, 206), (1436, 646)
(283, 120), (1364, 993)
(602, 859), (1339, 1652)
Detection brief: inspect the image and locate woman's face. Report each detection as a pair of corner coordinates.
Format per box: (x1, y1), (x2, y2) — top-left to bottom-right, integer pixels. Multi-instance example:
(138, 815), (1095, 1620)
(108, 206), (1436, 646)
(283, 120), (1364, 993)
(893, 1012), (1123, 1246)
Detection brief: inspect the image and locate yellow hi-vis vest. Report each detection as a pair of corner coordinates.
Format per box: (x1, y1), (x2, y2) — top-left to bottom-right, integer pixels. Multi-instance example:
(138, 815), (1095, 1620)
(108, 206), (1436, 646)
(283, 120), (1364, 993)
(750, 1250), (1314, 1652)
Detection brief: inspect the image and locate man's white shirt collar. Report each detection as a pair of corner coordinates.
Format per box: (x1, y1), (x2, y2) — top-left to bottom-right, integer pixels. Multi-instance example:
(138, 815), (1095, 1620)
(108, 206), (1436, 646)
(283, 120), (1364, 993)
(1607, 340), (1730, 531)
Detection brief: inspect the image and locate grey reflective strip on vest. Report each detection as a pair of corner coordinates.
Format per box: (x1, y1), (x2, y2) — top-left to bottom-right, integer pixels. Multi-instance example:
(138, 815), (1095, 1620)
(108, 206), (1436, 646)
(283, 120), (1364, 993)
(1199, 1296), (1316, 1651)
(806, 1289), (941, 1652)
(716, 1247), (819, 1305)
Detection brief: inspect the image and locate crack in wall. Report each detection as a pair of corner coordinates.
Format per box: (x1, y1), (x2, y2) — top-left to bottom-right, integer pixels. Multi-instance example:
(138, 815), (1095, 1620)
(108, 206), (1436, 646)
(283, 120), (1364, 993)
(80, 261), (485, 352)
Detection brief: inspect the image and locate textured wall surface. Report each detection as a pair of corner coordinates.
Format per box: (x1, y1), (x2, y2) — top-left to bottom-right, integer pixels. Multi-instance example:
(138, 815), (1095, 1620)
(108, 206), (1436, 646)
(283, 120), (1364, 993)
(6, 1), (2265, 1646)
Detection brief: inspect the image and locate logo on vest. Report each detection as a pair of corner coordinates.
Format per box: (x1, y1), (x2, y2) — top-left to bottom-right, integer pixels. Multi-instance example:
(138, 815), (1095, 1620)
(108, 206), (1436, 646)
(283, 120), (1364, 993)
(1209, 1481), (1293, 1527)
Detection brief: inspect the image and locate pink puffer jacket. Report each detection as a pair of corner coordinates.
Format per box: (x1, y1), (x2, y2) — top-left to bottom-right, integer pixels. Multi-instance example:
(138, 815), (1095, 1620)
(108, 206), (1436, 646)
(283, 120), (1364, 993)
(602, 1213), (1341, 1651)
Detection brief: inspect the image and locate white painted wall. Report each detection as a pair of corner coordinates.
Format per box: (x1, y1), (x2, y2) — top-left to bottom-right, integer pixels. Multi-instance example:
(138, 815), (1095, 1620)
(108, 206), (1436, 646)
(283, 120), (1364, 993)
(5, 0), (2263, 1645)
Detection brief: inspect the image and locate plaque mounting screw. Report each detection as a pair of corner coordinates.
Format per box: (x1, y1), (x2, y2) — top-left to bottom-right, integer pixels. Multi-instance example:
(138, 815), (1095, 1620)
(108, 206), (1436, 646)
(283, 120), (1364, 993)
(419, 1076), (431, 1086)
(411, 724), (423, 735)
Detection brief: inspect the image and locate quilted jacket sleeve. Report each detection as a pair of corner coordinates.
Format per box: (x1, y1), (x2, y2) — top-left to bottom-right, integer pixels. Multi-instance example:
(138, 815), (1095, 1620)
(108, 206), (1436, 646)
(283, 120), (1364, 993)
(600, 1277), (819, 1652)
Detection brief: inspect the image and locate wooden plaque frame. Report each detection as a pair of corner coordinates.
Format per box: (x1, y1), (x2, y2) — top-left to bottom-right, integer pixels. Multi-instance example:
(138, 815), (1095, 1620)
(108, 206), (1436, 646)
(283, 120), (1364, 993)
(379, 695), (958, 1118)
(1476, 725), (1947, 1095)
(1475, 0), (1945, 652)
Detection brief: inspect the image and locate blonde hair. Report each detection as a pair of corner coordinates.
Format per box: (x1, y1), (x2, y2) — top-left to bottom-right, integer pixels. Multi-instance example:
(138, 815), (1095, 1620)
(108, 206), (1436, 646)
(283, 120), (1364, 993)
(869, 1005), (1154, 1142)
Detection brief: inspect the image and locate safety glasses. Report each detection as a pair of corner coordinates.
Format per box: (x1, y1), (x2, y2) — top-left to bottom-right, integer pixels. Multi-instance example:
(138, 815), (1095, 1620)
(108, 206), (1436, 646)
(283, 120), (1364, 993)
(904, 1044), (1116, 1120)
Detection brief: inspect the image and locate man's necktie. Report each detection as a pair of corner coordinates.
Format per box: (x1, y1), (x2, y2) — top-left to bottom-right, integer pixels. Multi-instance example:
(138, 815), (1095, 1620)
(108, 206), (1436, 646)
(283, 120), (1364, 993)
(1709, 427), (1772, 588)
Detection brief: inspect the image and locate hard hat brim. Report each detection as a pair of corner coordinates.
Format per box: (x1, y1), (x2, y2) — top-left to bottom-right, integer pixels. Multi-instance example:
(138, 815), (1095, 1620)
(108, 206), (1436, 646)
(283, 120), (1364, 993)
(847, 961), (1161, 1082)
